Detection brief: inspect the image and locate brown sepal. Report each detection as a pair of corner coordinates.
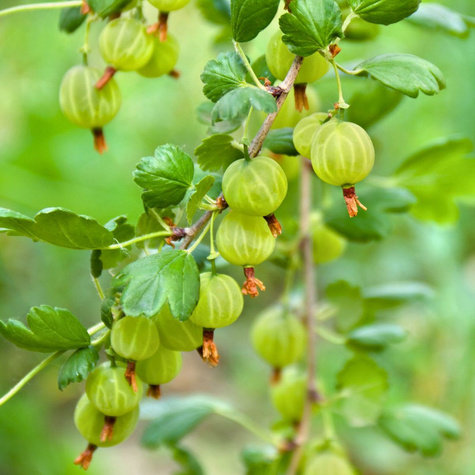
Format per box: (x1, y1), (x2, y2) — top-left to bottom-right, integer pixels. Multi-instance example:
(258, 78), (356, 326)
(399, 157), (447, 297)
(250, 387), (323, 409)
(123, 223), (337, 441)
(147, 384), (161, 399)
(74, 443), (97, 470)
(91, 128), (107, 154)
(125, 361), (138, 392)
(342, 186), (367, 218)
(100, 416), (116, 442)
(200, 330), (219, 367)
(216, 195), (228, 210)
(271, 367), (282, 385)
(168, 69), (181, 79)
(293, 84), (309, 112)
(165, 226), (187, 248)
(242, 267), (265, 298)
(329, 44), (342, 58)
(264, 213), (282, 238)
(80, 1), (91, 14)
(95, 66), (117, 90)
(284, 0), (292, 13)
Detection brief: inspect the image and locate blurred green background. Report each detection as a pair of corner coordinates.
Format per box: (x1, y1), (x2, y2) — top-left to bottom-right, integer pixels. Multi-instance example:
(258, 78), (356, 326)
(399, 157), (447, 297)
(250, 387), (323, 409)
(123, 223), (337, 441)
(0, 0), (474, 474)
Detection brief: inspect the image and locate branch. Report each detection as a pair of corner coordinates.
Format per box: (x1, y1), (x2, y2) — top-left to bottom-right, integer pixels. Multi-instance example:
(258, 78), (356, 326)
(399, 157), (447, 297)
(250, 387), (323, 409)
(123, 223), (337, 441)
(0, 1), (82, 18)
(248, 56), (304, 158)
(288, 160), (318, 474)
(179, 210), (215, 250)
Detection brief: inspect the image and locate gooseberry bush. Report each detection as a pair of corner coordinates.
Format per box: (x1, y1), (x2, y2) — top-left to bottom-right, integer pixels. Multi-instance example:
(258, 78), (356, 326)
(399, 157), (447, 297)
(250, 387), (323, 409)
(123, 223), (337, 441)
(0, 0), (474, 473)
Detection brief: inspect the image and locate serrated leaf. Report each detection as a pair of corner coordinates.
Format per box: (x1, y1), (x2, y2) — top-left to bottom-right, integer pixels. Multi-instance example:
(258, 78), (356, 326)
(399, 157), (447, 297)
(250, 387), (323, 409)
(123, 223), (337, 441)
(356, 54), (445, 98)
(113, 250), (200, 321)
(279, 0), (343, 56)
(88, 0), (131, 18)
(196, 102), (243, 134)
(0, 306), (90, 352)
(212, 87), (277, 124)
(347, 323), (407, 352)
(231, 0), (279, 42)
(407, 3), (472, 38)
(59, 7), (86, 34)
(197, 0), (231, 26)
(325, 187), (416, 243)
(349, 0), (420, 25)
(394, 137), (475, 224)
(201, 52), (248, 103)
(186, 176), (216, 224)
(141, 395), (231, 448)
(0, 207), (114, 250)
(134, 145), (195, 209)
(347, 79), (404, 129)
(263, 128), (299, 156)
(195, 134), (244, 172)
(336, 356), (389, 427)
(58, 346), (99, 390)
(326, 281), (365, 332)
(170, 445), (205, 475)
(379, 405), (460, 456)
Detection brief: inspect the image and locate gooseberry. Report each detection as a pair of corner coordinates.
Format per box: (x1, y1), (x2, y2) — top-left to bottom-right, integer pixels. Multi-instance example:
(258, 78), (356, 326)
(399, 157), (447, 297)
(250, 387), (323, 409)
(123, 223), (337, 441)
(270, 368), (307, 423)
(293, 112), (328, 158)
(147, 0), (191, 11)
(303, 452), (355, 475)
(138, 34), (179, 78)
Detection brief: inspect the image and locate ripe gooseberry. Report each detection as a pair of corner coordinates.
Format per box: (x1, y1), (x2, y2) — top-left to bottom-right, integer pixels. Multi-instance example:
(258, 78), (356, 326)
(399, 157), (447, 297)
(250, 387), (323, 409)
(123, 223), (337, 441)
(343, 9), (380, 41)
(293, 112), (328, 158)
(311, 119), (375, 217)
(148, 0), (191, 11)
(138, 34), (179, 78)
(59, 65), (121, 153)
(222, 156), (288, 217)
(303, 452), (355, 475)
(251, 305), (306, 379)
(85, 363), (143, 417)
(271, 368), (307, 423)
(154, 304), (203, 352)
(311, 214), (347, 264)
(136, 346), (182, 398)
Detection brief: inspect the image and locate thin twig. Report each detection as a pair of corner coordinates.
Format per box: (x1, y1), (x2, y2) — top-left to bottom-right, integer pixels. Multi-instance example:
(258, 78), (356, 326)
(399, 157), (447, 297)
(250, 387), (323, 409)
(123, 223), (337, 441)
(288, 160), (318, 474)
(0, 1), (81, 18)
(248, 56), (304, 158)
(180, 211), (214, 250)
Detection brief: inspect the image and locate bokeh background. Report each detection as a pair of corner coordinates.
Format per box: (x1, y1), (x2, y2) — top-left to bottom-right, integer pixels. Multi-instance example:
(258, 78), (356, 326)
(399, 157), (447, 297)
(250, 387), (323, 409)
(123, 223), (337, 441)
(0, 0), (474, 474)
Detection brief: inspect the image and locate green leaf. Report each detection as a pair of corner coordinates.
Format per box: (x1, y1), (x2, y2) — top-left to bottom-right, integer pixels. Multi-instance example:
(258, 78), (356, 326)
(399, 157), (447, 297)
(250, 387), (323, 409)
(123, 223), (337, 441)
(407, 3), (472, 38)
(99, 216), (136, 271)
(212, 87), (277, 124)
(0, 306), (91, 352)
(58, 346), (99, 390)
(325, 187), (416, 243)
(263, 128), (299, 156)
(195, 134), (244, 172)
(59, 7), (86, 34)
(186, 176), (216, 224)
(0, 207), (114, 250)
(201, 52), (248, 103)
(347, 323), (407, 352)
(113, 250), (200, 321)
(134, 145), (195, 209)
(170, 445), (205, 475)
(279, 0), (343, 56)
(326, 281), (365, 332)
(349, 0), (420, 25)
(356, 54), (445, 98)
(242, 445), (290, 475)
(141, 395), (231, 448)
(347, 80), (404, 129)
(197, 102), (243, 134)
(336, 356), (389, 426)
(88, 0), (131, 18)
(379, 404), (461, 456)
(394, 137), (475, 223)
(197, 0), (231, 26)
(231, 0), (280, 42)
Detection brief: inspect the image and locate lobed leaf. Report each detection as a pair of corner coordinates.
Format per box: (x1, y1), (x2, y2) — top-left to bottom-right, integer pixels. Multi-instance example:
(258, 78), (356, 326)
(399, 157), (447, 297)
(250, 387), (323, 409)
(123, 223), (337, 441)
(186, 175), (216, 224)
(59, 7), (86, 34)
(195, 134), (244, 172)
(349, 0), (421, 25)
(347, 323), (407, 352)
(231, 0), (280, 42)
(58, 346), (99, 390)
(87, 0), (131, 18)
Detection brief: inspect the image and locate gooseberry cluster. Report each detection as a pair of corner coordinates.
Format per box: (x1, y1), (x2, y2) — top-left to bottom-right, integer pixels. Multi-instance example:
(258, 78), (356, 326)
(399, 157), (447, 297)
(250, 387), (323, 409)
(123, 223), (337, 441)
(59, 0), (187, 153)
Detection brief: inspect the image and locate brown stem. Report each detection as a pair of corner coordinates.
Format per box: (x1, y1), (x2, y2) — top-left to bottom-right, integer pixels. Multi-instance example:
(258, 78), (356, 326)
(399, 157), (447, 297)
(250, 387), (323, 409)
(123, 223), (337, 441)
(342, 186), (367, 218)
(91, 128), (107, 154)
(201, 329), (219, 366)
(287, 157), (320, 475)
(74, 443), (97, 470)
(242, 267), (266, 298)
(100, 416), (116, 442)
(95, 66), (117, 90)
(125, 361), (138, 392)
(165, 226), (187, 248)
(249, 56), (304, 158)
(293, 84), (309, 113)
(264, 213), (282, 237)
(147, 384), (161, 399)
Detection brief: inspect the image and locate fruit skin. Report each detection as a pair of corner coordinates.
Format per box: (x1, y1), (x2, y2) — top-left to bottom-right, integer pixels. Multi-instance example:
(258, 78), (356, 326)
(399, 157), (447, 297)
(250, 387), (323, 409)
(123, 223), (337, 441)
(303, 452), (355, 475)
(111, 316), (160, 361)
(85, 363), (143, 417)
(74, 394), (139, 448)
(136, 345), (182, 385)
(222, 156), (288, 217)
(154, 304), (203, 351)
(190, 272), (244, 329)
(272, 88), (320, 129)
(344, 12), (380, 41)
(271, 368), (307, 423)
(311, 214), (347, 264)
(59, 65), (121, 129)
(251, 306), (306, 368)
(311, 119), (375, 187)
(99, 18), (154, 71)
(266, 31), (329, 84)
(138, 34), (179, 78)
(216, 211), (275, 267)
(148, 0), (191, 11)
(293, 112), (328, 158)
